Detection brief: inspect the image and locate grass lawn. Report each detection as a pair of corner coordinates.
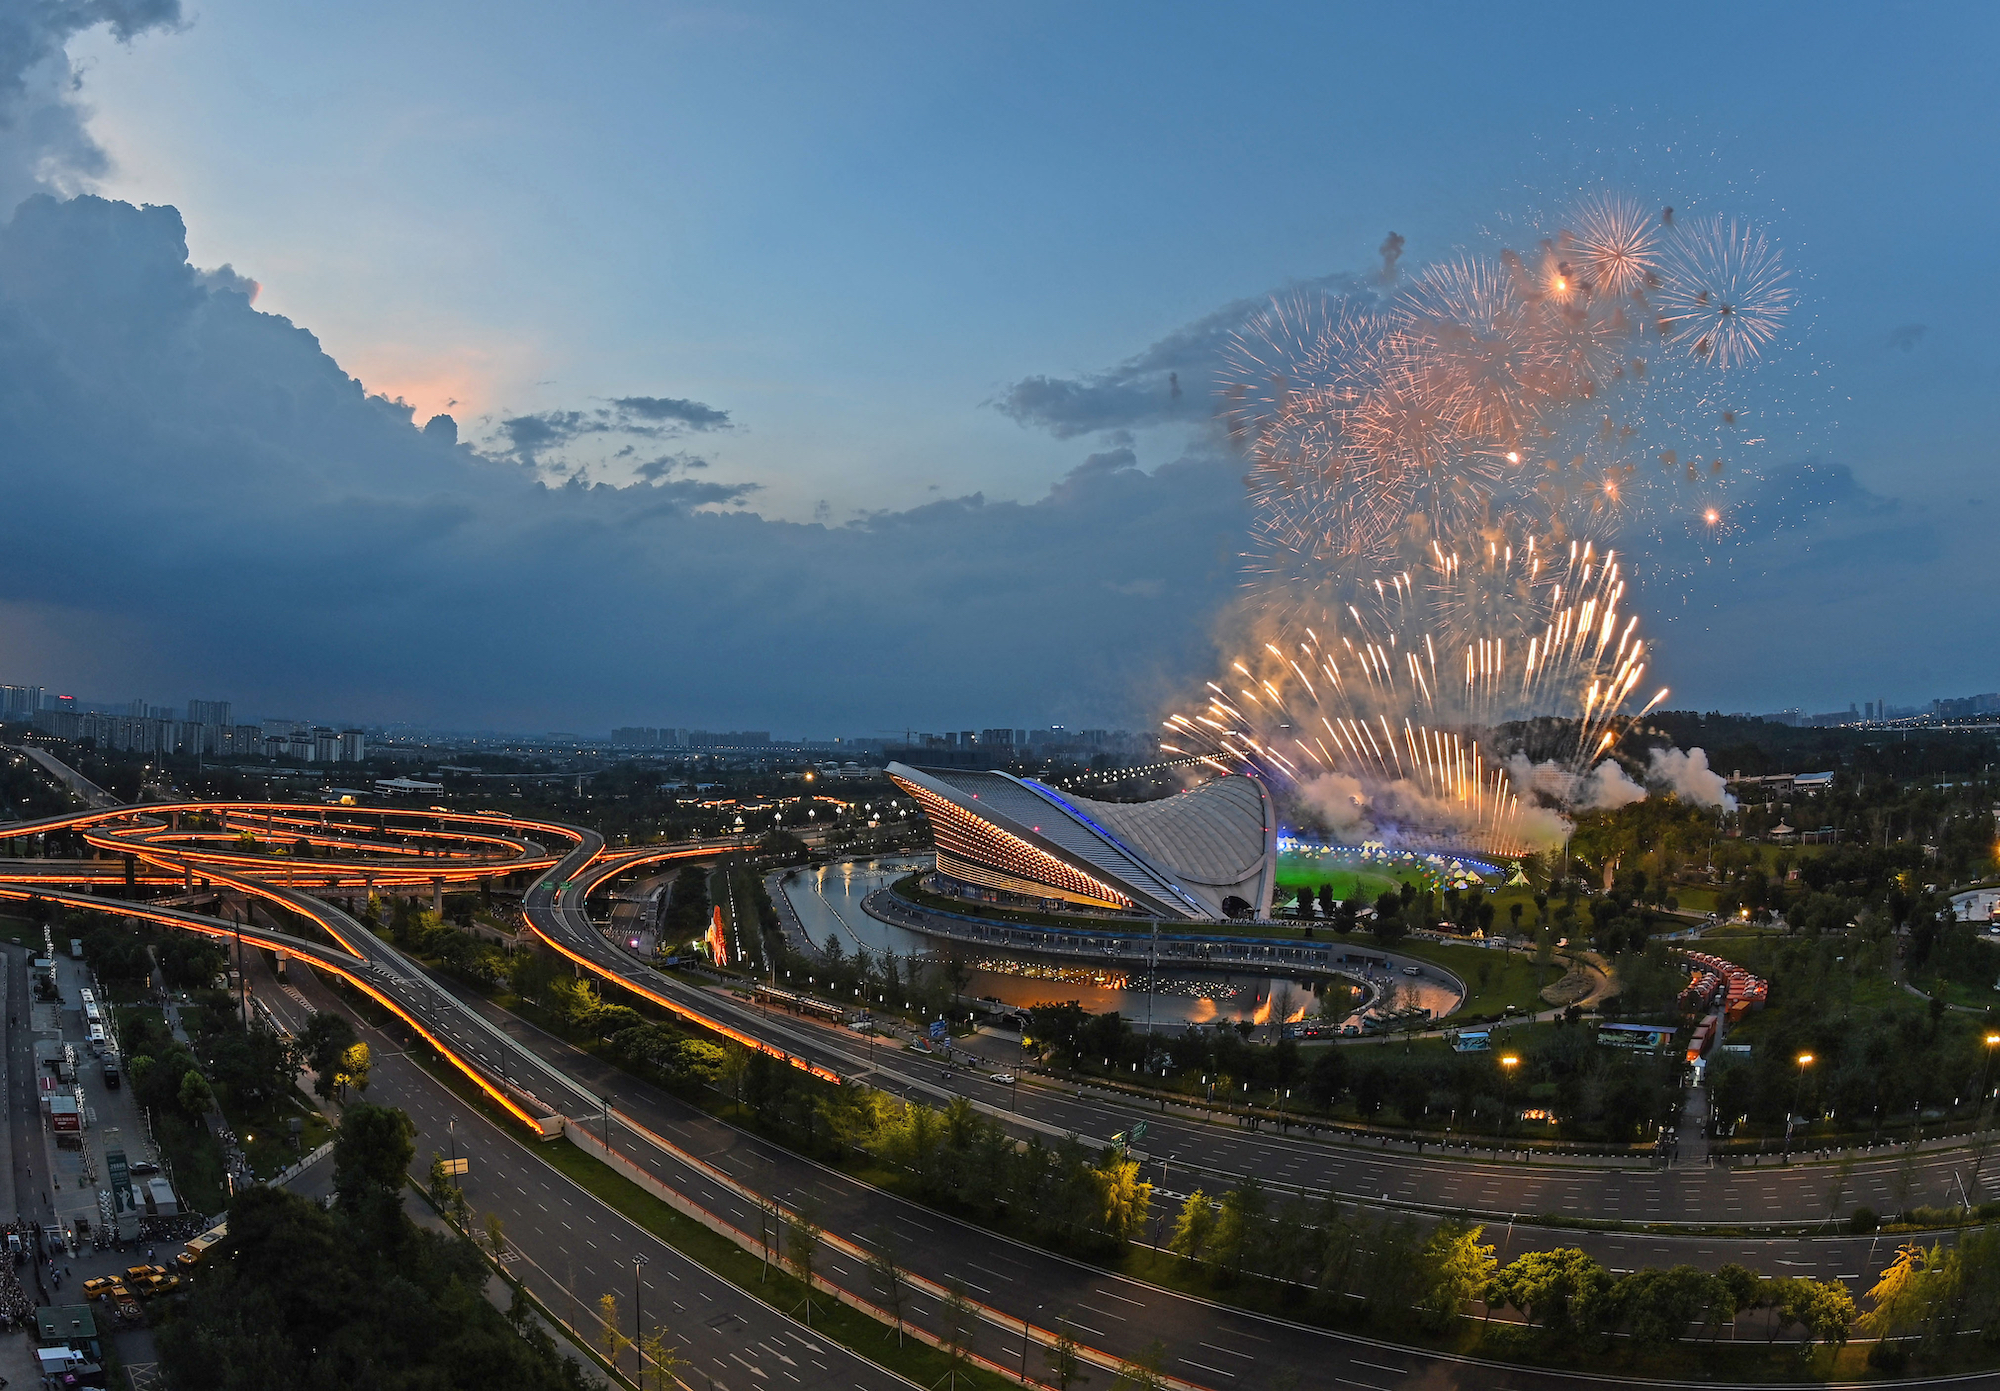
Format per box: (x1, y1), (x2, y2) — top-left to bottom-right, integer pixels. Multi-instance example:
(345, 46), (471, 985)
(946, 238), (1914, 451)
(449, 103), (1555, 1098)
(1673, 885), (1722, 914)
(154, 1108), (229, 1217)
(236, 1093), (335, 1179)
(0, 914), (41, 948)
(1928, 975), (2000, 1011)
(1379, 938), (1551, 1019)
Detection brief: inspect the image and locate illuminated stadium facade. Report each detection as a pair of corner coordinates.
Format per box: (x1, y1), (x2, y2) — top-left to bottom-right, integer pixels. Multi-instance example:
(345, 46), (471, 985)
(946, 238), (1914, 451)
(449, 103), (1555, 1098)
(886, 762), (1277, 921)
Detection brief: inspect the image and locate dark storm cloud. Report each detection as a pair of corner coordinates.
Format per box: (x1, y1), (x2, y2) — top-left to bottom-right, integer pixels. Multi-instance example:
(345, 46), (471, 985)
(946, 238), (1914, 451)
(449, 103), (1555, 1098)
(0, 0), (181, 213)
(498, 410), (595, 458)
(610, 395), (731, 430)
(493, 395), (733, 468)
(994, 271), (1364, 439)
(0, 194), (1242, 732)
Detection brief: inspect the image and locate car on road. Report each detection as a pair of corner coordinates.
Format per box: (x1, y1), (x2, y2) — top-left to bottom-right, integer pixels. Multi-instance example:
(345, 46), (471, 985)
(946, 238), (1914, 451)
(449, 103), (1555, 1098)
(989, 1073), (1015, 1084)
(129, 1161), (159, 1176)
(1401, 965), (1422, 976)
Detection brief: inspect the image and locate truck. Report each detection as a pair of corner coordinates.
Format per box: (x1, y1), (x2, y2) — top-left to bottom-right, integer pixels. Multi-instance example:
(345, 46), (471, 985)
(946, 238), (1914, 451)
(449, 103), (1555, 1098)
(102, 1056), (121, 1089)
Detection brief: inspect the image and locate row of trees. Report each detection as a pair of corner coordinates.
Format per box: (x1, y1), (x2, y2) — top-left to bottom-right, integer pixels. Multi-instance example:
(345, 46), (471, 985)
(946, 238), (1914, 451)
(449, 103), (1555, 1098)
(80, 917), (229, 992)
(710, 1033), (1853, 1353)
(1159, 1181), (1855, 1349)
(158, 1103), (593, 1389)
(728, 1049), (1151, 1256)
(1022, 1000), (1682, 1141)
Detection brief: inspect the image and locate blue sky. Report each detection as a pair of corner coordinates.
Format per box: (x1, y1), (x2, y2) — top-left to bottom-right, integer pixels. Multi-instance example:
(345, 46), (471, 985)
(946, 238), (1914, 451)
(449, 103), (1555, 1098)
(1, 2), (1993, 730)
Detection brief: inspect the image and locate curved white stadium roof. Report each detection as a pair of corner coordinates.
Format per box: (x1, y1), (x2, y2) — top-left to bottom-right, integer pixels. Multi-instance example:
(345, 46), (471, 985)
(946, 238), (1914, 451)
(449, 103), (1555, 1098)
(887, 762), (1275, 920)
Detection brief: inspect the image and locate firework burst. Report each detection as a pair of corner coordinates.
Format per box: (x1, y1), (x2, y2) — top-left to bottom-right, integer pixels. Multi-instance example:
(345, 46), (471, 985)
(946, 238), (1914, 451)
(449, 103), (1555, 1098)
(1656, 215), (1793, 368)
(1180, 189), (1792, 852)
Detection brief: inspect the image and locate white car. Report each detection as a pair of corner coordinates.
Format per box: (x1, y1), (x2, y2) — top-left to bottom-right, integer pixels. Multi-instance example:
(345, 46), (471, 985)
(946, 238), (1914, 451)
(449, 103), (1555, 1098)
(989, 1073), (1016, 1084)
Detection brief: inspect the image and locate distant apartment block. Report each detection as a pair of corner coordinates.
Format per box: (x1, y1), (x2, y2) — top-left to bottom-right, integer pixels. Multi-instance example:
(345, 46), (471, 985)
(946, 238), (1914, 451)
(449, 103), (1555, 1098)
(30, 709), (366, 761)
(1935, 692), (2000, 720)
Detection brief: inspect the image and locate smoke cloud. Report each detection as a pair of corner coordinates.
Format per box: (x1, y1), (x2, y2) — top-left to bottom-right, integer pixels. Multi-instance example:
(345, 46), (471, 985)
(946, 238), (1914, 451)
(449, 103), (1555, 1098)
(1578, 759), (1649, 810)
(1647, 745), (1736, 809)
(1295, 768), (1571, 853)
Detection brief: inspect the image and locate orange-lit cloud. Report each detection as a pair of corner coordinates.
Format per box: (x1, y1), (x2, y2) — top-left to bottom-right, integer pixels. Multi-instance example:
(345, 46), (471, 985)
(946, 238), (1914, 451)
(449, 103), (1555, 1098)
(347, 339), (540, 425)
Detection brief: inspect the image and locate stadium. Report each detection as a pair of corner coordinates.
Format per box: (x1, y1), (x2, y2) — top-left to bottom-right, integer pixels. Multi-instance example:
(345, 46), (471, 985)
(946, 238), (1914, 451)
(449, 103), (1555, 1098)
(885, 762), (1276, 921)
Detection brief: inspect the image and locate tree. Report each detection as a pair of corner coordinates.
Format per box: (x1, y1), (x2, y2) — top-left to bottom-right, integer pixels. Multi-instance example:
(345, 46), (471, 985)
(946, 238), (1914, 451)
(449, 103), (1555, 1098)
(1045, 1317), (1088, 1390)
(1710, 1262), (1763, 1339)
(1370, 890), (1408, 945)
(157, 1184), (587, 1390)
(1168, 1190), (1215, 1267)
(638, 1329), (689, 1391)
(1772, 1275), (1854, 1351)
(333, 1103), (416, 1212)
(1860, 1242), (1948, 1348)
(1488, 1247), (1613, 1339)
(426, 1151), (471, 1228)
(1612, 1265), (1716, 1350)
(1306, 1046), (1348, 1106)
(177, 1068), (214, 1117)
(782, 1208), (821, 1324)
(864, 1230), (906, 1344)
(204, 1025), (296, 1106)
(302, 1011), (358, 1099)
(1026, 1002), (1091, 1067)
(938, 1279), (976, 1388)
(336, 1040), (372, 1099)
(598, 1291), (632, 1367)
(1098, 1156), (1151, 1244)
(1416, 1221), (1495, 1331)
(1209, 1179), (1266, 1280)
(1111, 1338), (1167, 1391)
(484, 1211), (507, 1261)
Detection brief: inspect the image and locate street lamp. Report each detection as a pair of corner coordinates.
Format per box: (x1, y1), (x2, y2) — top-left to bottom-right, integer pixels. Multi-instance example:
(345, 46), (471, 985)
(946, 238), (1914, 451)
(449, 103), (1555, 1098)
(1786, 1053), (1814, 1161)
(1018, 1301), (1044, 1385)
(633, 1252), (649, 1378)
(1973, 1034), (2000, 1197)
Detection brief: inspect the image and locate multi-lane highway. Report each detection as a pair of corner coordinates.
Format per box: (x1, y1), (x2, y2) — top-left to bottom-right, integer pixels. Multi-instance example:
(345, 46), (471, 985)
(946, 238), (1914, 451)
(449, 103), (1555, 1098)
(526, 845), (1982, 1232)
(3, 791), (1999, 1386)
(241, 947), (912, 1391)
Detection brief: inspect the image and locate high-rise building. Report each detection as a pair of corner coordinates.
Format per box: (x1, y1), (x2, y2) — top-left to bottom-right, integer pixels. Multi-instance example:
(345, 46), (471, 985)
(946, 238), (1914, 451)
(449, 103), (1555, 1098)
(187, 698), (232, 726)
(0, 686), (41, 717)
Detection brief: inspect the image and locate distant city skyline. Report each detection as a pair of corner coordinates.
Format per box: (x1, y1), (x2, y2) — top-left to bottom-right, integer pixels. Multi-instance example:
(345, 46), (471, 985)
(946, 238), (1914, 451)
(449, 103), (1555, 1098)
(7, 670), (1996, 747)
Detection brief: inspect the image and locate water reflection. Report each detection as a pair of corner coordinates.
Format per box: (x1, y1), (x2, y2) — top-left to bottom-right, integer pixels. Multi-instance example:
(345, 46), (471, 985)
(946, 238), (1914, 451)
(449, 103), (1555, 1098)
(779, 856), (1359, 1032)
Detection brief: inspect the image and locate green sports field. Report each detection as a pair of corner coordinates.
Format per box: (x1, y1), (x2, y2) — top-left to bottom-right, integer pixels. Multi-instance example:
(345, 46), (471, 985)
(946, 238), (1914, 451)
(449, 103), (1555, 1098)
(1274, 849), (1414, 900)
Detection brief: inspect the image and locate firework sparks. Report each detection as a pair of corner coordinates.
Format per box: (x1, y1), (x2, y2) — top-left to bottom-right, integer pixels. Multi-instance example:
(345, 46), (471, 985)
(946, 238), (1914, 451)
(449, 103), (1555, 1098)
(1182, 190), (1792, 852)
(1656, 215), (1793, 368)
